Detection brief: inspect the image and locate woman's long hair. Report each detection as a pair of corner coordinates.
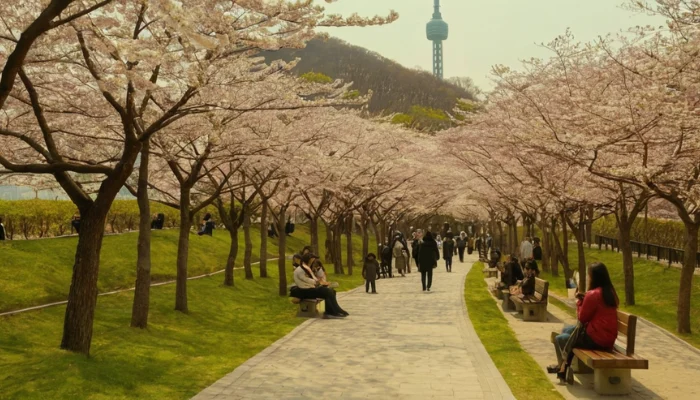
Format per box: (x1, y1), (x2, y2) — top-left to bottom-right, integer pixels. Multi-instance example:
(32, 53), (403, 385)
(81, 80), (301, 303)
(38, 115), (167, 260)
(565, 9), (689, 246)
(300, 253), (317, 279)
(424, 231), (435, 241)
(589, 262), (618, 308)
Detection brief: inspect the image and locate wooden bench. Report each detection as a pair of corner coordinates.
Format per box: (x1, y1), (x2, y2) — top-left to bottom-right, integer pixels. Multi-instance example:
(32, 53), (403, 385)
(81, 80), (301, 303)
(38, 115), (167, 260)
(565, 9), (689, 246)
(510, 278), (549, 321)
(290, 297), (324, 318)
(572, 311), (649, 395)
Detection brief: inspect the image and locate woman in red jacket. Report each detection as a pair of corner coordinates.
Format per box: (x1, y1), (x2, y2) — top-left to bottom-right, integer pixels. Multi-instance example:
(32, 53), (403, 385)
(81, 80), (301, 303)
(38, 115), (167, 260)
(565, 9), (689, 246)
(548, 262), (619, 376)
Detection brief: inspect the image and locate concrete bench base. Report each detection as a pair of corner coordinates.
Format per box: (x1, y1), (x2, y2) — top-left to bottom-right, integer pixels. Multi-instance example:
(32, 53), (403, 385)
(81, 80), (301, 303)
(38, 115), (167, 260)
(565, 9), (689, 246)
(290, 298), (324, 318)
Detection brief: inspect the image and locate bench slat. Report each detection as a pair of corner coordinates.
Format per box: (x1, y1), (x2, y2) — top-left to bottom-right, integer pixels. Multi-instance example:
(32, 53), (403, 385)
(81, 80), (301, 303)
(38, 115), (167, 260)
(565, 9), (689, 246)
(573, 349), (649, 370)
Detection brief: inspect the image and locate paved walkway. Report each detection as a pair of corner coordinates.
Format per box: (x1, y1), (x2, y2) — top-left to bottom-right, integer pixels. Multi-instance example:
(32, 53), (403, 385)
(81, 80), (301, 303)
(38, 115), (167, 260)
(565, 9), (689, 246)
(194, 255), (514, 400)
(485, 277), (700, 400)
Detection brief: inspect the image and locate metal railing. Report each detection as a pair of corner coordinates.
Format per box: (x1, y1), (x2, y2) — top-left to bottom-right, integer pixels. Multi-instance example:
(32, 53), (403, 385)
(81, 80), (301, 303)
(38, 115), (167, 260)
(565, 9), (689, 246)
(595, 235), (700, 269)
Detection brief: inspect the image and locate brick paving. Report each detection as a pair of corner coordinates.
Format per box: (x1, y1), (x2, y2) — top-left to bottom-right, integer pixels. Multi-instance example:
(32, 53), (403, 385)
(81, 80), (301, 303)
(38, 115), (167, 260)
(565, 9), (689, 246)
(193, 255), (514, 400)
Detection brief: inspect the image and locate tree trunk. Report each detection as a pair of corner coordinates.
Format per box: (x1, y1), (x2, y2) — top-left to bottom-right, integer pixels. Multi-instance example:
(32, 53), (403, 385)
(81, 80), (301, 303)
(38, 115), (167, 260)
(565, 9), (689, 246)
(259, 201), (268, 278)
(539, 220), (550, 273)
(243, 207), (253, 279)
(334, 221), (344, 274)
(617, 222), (635, 305)
(310, 216), (319, 254)
(370, 217), (381, 254)
(346, 213), (354, 275)
(550, 217), (560, 277)
(361, 215), (369, 259)
(175, 193), (191, 313)
(324, 220), (333, 263)
(224, 226), (239, 286)
(677, 221), (699, 334)
(60, 207), (109, 354)
(131, 143), (151, 328)
(277, 205), (288, 296)
(586, 204), (594, 248)
(560, 211), (570, 274)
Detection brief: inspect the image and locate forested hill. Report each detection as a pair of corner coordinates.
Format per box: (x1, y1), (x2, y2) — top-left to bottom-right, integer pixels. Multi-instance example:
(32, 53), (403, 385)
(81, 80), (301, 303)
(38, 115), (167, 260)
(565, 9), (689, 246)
(261, 37), (475, 115)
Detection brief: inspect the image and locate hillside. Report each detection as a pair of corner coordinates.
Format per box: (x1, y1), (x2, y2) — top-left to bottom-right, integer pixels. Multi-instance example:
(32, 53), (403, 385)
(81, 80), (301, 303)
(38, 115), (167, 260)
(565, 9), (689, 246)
(262, 37), (475, 115)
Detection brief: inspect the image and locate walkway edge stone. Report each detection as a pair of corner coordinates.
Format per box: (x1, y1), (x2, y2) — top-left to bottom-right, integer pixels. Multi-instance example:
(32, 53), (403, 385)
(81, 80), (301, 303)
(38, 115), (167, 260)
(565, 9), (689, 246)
(459, 263), (516, 400)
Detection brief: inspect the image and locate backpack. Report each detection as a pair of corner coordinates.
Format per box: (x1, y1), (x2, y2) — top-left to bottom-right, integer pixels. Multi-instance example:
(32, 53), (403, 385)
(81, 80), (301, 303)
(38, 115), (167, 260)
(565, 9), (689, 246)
(381, 245), (392, 260)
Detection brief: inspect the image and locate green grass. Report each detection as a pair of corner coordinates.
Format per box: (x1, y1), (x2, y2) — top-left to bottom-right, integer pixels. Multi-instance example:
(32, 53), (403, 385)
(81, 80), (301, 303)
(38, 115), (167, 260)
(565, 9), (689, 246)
(0, 223), (369, 313)
(539, 246), (700, 349)
(0, 223), (371, 400)
(465, 262), (563, 400)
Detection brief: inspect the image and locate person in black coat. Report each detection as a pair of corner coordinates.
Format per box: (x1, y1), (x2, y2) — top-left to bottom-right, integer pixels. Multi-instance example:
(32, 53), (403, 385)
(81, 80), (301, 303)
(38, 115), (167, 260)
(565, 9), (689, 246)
(417, 231), (440, 291)
(533, 237), (543, 261)
(442, 233), (455, 272)
(0, 217), (6, 240)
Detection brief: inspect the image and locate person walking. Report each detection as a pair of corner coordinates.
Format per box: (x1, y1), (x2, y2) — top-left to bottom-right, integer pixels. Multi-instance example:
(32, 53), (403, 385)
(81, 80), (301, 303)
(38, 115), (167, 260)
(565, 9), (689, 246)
(442, 233), (455, 272)
(520, 236), (533, 261)
(467, 235), (475, 255)
(417, 231), (440, 291)
(362, 253), (379, 294)
(485, 233), (493, 252)
(411, 230), (422, 273)
(0, 217), (6, 241)
(533, 237), (543, 261)
(393, 238), (408, 277)
(456, 231), (467, 263)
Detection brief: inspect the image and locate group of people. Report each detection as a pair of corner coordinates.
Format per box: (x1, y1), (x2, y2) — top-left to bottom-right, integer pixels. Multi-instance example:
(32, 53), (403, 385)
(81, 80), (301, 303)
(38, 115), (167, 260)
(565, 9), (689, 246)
(493, 237), (620, 386)
(291, 246), (349, 319)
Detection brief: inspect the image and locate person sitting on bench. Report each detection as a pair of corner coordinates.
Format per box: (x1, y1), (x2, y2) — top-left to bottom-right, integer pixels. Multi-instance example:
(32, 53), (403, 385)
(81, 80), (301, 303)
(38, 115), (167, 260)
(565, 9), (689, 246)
(197, 213), (214, 236)
(292, 254), (302, 269)
(510, 260), (538, 298)
(547, 262), (619, 382)
(290, 253), (348, 319)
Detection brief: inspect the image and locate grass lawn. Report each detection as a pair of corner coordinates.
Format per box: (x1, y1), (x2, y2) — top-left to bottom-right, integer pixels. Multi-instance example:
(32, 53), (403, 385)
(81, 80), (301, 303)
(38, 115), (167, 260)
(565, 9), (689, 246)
(539, 246), (700, 348)
(464, 262), (563, 400)
(0, 223), (371, 400)
(0, 222), (370, 313)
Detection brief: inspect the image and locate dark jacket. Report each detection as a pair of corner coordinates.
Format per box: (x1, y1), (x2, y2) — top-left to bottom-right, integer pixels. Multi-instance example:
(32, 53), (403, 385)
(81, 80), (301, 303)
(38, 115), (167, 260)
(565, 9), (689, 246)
(362, 257), (379, 281)
(504, 261), (524, 286)
(533, 245), (542, 261)
(0, 223), (5, 240)
(442, 238), (455, 260)
(417, 239), (440, 272)
(456, 237), (467, 249)
(411, 239), (420, 260)
(380, 245), (392, 264)
(521, 275), (535, 296)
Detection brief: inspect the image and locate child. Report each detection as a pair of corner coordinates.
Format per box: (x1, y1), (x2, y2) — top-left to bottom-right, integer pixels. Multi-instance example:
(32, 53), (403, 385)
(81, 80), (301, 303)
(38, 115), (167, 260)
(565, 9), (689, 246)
(362, 253), (379, 294)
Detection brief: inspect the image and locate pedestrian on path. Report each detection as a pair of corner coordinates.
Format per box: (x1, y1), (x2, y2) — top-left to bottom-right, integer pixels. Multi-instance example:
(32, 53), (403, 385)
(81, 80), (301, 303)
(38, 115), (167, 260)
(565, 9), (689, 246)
(519, 237), (533, 261)
(456, 231), (467, 262)
(291, 253), (349, 319)
(411, 230), (422, 273)
(393, 238), (408, 277)
(362, 253), (379, 294)
(417, 231), (440, 291)
(442, 233), (455, 272)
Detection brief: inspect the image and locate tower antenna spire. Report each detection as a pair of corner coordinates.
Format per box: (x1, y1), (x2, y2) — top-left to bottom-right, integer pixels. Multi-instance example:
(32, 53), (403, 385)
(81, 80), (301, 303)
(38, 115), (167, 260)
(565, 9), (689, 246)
(426, 0), (449, 79)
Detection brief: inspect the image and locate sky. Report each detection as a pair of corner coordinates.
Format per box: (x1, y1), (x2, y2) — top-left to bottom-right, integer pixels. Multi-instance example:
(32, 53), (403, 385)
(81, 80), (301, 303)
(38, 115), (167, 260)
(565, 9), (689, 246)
(319, 0), (664, 90)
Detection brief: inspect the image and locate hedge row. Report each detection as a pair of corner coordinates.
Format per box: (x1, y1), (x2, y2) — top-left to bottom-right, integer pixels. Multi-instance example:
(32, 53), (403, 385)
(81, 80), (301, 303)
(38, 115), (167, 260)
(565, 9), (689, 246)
(0, 200), (217, 240)
(593, 215), (695, 250)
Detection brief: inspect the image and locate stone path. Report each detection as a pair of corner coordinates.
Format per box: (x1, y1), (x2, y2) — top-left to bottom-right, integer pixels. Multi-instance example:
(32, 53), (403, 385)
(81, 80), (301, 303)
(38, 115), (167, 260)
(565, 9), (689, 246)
(193, 255), (514, 400)
(485, 277), (700, 400)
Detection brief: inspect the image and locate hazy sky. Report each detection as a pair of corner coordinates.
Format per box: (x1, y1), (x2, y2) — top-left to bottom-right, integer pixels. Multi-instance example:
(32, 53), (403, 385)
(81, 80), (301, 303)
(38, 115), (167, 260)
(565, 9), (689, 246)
(319, 0), (663, 90)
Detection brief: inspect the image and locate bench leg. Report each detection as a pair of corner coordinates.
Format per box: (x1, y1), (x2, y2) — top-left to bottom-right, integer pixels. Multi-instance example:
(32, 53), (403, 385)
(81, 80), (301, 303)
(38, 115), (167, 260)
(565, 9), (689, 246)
(522, 304), (546, 321)
(593, 368), (632, 395)
(297, 302), (321, 318)
(571, 357), (593, 374)
(501, 292), (513, 311)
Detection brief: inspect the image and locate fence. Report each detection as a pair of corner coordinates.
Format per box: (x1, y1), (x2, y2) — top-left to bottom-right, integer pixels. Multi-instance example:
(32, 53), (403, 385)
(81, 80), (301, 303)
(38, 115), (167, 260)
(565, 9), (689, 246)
(595, 235), (700, 269)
